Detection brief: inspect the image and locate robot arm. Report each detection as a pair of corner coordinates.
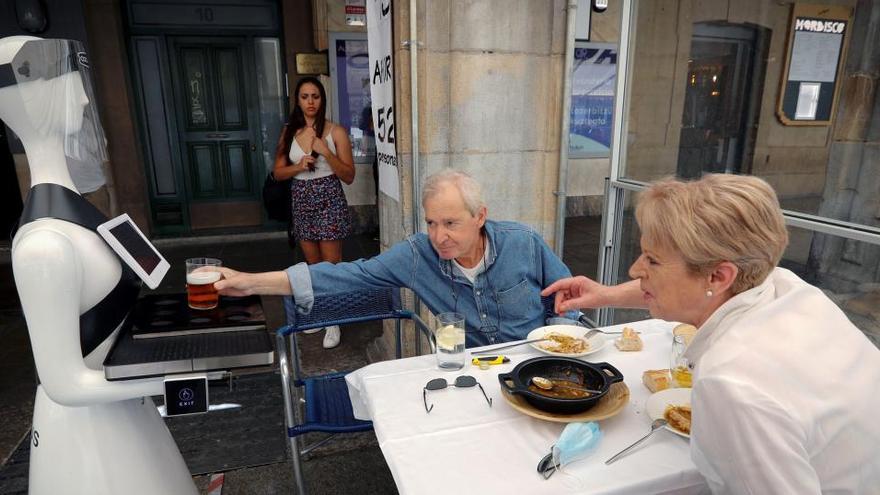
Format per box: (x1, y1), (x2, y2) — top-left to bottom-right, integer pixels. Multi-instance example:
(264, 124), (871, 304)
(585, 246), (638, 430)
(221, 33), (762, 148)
(13, 228), (163, 406)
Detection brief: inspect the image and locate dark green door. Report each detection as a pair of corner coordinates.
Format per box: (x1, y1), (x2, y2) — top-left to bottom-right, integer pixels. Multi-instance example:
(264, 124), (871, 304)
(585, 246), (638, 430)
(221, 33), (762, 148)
(169, 36), (263, 229)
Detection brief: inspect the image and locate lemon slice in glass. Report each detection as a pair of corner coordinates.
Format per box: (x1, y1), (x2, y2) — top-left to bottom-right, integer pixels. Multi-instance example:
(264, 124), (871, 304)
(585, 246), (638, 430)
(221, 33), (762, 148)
(436, 324), (462, 350)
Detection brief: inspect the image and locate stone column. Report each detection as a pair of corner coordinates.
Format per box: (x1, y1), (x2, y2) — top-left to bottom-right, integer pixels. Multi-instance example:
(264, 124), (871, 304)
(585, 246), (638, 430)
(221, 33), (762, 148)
(372, 0), (569, 360)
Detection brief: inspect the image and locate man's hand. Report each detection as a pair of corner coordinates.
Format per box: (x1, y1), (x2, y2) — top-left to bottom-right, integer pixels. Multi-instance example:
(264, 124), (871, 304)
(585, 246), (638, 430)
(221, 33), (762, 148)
(541, 276), (609, 314)
(213, 267), (292, 297)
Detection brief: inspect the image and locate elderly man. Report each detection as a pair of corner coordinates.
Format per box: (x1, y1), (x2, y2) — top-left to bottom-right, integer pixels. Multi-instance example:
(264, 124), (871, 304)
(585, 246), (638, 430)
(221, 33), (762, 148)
(215, 169), (573, 347)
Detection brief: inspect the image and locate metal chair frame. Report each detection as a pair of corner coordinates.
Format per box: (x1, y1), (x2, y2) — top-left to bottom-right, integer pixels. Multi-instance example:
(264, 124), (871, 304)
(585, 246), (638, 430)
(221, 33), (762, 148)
(277, 288), (433, 494)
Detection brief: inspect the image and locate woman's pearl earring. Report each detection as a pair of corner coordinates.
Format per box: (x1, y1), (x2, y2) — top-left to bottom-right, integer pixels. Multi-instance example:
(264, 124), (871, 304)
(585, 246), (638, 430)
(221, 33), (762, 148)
(706, 289), (714, 298)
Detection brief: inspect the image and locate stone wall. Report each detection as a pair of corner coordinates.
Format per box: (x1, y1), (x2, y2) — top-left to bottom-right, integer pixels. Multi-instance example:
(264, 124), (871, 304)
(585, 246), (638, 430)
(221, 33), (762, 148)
(410, 0), (568, 240)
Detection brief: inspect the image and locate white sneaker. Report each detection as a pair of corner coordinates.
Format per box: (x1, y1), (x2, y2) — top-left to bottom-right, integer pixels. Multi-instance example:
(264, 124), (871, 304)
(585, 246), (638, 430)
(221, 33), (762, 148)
(322, 325), (341, 349)
(302, 327), (322, 334)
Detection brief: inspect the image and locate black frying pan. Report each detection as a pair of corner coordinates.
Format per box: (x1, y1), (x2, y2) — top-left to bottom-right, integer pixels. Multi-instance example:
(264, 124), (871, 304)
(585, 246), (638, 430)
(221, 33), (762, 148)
(498, 356), (624, 414)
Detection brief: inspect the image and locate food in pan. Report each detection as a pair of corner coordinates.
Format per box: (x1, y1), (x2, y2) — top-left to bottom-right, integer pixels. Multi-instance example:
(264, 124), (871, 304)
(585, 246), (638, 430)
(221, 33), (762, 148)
(527, 377), (592, 399)
(663, 404), (692, 434)
(615, 326), (643, 351)
(539, 332), (589, 354)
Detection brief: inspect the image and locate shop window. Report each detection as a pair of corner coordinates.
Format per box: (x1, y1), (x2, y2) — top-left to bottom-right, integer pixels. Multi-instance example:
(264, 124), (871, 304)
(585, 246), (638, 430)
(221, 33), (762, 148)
(677, 22), (771, 178)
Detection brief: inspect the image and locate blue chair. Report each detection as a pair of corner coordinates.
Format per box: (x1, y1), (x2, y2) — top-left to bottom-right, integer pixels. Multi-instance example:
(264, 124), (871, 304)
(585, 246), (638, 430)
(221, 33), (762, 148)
(276, 288), (433, 494)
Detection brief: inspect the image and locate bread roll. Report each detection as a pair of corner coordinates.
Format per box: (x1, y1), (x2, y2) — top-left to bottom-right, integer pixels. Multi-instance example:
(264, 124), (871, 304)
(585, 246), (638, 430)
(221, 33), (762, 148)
(615, 326), (643, 351)
(642, 369), (671, 392)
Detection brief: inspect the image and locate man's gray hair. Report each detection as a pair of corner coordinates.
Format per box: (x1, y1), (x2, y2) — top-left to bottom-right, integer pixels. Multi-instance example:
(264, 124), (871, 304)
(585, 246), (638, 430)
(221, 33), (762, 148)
(421, 169), (485, 216)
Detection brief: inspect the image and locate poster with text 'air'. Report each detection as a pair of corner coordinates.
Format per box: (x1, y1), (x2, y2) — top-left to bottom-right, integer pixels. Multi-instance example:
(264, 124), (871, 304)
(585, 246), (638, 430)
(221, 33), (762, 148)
(367, 0), (400, 202)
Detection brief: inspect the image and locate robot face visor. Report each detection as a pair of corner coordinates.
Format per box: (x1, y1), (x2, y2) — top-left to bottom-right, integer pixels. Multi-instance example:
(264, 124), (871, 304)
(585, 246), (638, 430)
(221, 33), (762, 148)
(0, 39), (108, 166)
(0, 39), (87, 89)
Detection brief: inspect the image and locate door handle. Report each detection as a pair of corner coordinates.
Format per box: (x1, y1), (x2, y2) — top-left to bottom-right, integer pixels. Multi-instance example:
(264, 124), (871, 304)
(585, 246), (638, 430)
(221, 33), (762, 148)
(206, 133), (229, 138)
(251, 144), (256, 151)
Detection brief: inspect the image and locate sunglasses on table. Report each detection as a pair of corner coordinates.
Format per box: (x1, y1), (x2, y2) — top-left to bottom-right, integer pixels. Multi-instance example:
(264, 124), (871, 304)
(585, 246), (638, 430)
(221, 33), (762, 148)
(423, 375), (493, 414)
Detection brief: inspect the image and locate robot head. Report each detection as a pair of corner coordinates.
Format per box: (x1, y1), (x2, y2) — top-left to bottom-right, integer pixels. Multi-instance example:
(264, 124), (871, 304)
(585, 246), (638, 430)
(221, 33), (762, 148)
(0, 37), (108, 168)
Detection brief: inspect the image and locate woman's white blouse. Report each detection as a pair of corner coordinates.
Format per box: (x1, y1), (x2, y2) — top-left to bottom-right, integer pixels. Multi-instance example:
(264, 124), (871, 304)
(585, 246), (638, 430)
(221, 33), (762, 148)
(684, 267), (880, 494)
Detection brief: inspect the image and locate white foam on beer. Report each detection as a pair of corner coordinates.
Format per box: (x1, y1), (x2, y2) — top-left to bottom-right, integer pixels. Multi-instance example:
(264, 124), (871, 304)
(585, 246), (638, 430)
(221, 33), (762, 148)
(187, 271), (221, 285)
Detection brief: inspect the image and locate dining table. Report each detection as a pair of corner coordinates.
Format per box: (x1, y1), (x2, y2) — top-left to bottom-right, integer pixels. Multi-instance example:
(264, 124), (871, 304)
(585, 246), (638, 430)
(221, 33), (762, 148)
(345, 319), (710, 494)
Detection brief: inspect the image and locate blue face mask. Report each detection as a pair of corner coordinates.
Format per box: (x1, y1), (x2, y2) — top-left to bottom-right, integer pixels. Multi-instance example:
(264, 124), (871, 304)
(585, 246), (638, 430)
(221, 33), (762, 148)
(537, 422), (603, 479)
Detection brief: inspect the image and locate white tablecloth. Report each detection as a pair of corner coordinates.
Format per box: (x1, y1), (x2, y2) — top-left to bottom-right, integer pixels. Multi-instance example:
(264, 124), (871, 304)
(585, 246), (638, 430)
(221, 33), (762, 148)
(346, 320), (710, 494)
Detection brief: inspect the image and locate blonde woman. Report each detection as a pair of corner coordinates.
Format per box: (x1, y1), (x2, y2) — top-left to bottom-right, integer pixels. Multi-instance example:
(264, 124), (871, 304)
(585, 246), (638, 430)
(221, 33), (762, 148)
(543, 174), (880, 494)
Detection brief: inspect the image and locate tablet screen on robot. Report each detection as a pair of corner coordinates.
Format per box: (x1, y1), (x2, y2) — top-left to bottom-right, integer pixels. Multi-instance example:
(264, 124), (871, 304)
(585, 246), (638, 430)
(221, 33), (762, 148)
(97, 214), (170, 289)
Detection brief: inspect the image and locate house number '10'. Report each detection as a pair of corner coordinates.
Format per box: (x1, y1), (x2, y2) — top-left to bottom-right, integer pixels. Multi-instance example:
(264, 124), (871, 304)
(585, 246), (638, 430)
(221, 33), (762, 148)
(196, 8), (215, 22)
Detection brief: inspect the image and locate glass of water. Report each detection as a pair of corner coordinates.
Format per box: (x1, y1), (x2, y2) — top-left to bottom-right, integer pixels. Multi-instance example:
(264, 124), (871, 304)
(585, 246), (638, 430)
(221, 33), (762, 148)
(435, 312), (466, 371)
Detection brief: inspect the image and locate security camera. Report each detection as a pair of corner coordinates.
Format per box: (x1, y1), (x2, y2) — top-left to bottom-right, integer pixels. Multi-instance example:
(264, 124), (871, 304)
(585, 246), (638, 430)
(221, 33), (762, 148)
(593, 0), (608, 12)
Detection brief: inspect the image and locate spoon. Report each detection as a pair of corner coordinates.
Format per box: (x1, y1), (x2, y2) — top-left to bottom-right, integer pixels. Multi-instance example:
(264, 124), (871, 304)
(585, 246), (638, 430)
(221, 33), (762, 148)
(605, 419), (668, 465)
(530, 376), (602, 395)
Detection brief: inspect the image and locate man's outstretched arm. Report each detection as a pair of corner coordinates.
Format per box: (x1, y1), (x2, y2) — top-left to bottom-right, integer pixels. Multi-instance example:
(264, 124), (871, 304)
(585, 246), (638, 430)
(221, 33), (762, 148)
(213, 267), (292, 296)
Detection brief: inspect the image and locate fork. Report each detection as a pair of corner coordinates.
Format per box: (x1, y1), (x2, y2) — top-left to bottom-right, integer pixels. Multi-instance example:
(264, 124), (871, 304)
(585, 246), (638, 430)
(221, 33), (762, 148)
(605, 418), (668, 465)
(586, 328), (640, 335)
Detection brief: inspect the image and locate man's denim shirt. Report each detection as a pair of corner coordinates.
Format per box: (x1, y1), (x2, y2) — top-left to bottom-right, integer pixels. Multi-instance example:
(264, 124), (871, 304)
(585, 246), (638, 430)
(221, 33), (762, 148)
(285, 220), (573, 347)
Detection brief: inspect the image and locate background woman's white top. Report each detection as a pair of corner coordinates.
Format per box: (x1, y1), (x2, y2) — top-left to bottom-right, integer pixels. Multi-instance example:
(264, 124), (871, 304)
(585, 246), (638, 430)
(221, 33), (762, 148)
(288, 130), (338, 181)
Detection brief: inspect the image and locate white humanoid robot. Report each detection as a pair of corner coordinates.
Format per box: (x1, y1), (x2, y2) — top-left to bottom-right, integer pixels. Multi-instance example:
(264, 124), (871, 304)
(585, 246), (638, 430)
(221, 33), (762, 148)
(2, 36), (197, 494)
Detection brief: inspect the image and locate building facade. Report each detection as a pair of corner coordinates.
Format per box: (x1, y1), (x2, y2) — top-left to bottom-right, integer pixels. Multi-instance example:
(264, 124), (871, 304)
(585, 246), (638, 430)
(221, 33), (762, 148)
(1, 0), (878, 347)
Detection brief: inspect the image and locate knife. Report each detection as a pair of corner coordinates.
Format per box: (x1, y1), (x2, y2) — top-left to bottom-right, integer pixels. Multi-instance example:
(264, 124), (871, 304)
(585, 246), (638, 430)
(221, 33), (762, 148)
(471, 337), (552, 355)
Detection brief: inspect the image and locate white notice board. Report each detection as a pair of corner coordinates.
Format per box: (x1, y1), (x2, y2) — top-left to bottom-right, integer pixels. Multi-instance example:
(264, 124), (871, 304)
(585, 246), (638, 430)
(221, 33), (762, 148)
(367, 0), (400, 201)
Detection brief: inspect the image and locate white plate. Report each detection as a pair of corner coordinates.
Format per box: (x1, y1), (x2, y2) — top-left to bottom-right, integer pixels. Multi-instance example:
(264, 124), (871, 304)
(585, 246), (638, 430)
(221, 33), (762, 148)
(645, 387), (692, 438)
(526, 325), (607, 358)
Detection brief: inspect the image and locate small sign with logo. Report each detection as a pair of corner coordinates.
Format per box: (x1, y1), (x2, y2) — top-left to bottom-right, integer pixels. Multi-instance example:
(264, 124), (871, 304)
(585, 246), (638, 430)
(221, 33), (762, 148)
(346, 0), (366, 26)
(164, 375), (209, 416)
(296, 53), (329, 75)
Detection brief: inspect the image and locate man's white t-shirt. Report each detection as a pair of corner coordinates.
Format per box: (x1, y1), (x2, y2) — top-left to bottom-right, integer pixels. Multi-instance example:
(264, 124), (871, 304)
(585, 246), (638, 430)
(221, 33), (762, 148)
(452, 241), (488, 283)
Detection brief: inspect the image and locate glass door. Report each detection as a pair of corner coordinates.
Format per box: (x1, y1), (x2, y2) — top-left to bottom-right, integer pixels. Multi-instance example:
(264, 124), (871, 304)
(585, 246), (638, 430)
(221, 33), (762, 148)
(598, 0), (880, 348)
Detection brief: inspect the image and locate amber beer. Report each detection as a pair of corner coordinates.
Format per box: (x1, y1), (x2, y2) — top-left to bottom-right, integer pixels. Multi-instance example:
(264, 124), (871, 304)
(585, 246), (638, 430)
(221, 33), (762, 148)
(185, 258), (222, 310)
(187, 271), (221, 310)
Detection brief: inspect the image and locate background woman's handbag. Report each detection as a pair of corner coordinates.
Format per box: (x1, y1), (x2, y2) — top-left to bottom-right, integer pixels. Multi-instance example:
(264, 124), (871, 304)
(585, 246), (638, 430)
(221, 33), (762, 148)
(262, 172), (291, 222)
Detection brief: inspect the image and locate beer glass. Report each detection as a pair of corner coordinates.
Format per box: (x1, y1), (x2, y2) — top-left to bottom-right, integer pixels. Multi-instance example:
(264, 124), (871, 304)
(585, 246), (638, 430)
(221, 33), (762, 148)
(186, 258), (222, 310)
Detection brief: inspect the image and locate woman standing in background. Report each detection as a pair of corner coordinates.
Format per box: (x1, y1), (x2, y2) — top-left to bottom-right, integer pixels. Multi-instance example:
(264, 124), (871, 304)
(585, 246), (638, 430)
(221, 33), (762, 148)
(272, 77), (355, 348)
